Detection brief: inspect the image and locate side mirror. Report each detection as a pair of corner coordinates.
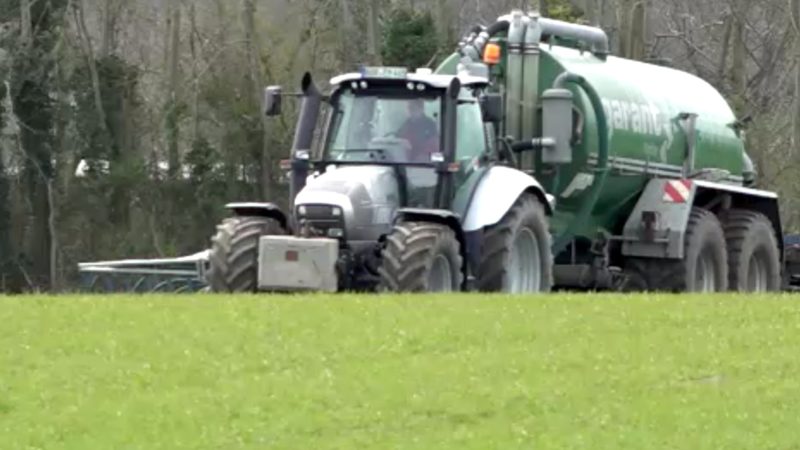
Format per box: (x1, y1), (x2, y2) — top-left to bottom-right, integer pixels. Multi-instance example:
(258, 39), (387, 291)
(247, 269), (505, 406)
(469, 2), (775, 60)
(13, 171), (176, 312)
(480, 93), (503, 123)
(264, 86), (282, 116)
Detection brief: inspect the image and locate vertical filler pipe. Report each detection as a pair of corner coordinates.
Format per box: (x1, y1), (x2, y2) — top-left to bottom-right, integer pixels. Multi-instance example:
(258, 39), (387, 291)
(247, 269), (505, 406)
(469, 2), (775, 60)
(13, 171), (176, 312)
(505, 11), (526, 140)
(521, 12), (543, 170)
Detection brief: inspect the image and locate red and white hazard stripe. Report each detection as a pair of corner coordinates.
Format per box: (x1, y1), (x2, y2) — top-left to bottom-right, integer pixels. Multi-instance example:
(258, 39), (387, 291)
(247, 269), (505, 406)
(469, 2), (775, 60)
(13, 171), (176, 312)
(663, 179), (693, 203)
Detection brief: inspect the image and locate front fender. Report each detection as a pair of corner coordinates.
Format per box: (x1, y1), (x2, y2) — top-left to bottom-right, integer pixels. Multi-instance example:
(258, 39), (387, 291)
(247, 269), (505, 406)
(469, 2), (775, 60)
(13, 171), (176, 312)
(225, 202), (289, 230)
(461, 166), (553, 232)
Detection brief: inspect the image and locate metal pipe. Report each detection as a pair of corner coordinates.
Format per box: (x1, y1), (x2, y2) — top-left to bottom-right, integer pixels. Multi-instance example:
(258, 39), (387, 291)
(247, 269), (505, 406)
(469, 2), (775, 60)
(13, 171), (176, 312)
(505, 11), (527, 140)
(290, 72), (321, 209)
(436, 77), (461, 209)
(539, 18), (610, 57)
(520, 13), (542, 170)
(551, 72), (610, 255)
(679, 113), (698, 177)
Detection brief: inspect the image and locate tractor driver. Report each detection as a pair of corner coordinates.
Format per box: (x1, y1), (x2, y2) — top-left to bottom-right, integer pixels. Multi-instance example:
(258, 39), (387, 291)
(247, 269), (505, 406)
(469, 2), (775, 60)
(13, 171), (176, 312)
(396, 98), (439, 162)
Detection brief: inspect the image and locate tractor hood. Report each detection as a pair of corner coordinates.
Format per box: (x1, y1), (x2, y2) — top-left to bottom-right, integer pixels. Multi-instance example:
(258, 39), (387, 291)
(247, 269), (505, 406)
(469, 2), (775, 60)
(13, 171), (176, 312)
(294, 166), (401, 242)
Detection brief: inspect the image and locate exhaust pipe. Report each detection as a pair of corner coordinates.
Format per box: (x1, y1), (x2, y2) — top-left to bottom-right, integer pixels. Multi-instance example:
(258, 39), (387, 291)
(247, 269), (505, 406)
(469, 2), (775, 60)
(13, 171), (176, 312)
(289, 72), (321, 209)
(435, 77), (461, 208)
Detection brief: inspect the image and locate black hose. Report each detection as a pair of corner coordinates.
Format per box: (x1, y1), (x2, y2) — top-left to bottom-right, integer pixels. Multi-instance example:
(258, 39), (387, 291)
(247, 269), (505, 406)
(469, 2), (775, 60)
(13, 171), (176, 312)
(486, 20), (510, 36)
(459, 19), (510, 61)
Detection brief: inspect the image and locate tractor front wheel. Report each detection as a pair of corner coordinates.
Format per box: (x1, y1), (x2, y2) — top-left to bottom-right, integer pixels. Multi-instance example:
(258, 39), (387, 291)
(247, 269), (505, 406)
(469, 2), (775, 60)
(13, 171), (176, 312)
(379, 222), (463, 293)
(207, 216), (285, 292)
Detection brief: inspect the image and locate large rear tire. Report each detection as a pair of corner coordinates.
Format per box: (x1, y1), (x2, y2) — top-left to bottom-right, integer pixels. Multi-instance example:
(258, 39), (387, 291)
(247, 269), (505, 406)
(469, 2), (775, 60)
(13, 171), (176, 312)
(207, 216), (285, 292)
(378, 222), (463, 293)
(478, 195), (553, 293)
(625, 207), (728, 292)
(721, 209), (781, 292)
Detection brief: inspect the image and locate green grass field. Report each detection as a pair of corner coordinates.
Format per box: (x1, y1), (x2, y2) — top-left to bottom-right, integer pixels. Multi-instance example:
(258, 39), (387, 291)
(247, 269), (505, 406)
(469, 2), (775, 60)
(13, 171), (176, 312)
(1, 294), (800, 449)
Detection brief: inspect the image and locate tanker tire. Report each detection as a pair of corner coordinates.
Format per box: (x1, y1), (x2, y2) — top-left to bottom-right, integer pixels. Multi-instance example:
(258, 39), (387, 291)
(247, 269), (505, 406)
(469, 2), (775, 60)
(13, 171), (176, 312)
(625, 208), (728, 292)
(378, 222), (463, 293)
(478, 195), (553, 293)
(721, 209), (781, 292)
(207, 216), (285, 293)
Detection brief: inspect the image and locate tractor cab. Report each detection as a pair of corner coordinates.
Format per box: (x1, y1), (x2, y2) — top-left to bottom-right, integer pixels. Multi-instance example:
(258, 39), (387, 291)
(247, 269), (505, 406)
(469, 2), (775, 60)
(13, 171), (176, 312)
(306, 67), (498, 211)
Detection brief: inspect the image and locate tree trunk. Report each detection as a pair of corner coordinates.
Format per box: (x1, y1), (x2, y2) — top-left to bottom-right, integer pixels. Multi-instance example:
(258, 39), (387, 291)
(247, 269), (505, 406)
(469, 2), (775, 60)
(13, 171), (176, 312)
(539, 0), (550, 16)
(618, 0), (647, 60)
(791, 0), (800, 157)
(242, 0), (272, 200)
(12, 0), (66, 290)
(190, 2), (200, 144)
(717, 14), (733, 83)
(339, 0), (354, 71)
(101, 0), (117, 57)
(730, 4), (747, 118)
(0, 80), (12, 290)
(166, 1), (181, 179)
(73, 0), (109, 139)
(435, 0), (455, 54)
(584, 0), (598, 24)
(20, 0), (31, 44)
(366, 0), (381, 65)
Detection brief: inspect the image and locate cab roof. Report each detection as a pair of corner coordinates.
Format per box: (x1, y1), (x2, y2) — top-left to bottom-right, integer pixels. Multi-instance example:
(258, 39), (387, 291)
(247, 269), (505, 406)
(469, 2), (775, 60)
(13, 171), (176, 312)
(330, 68), (488, 89)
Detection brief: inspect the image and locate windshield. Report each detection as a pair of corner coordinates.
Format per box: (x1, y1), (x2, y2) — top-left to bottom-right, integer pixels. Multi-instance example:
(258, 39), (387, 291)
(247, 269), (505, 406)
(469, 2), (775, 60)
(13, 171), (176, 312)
(325, 89), (442, 163)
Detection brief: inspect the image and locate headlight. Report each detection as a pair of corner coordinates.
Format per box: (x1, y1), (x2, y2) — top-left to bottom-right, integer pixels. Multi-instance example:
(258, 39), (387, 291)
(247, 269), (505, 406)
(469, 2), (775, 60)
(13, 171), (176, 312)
(297, 205), (307, 216)
(331, 207), (342, 217)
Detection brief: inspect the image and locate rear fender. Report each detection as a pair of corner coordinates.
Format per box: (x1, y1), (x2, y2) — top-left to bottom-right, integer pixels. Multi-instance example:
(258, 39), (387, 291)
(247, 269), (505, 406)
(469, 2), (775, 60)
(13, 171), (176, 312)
(621, 179), (782, 260)
(460, 166), (553, 233)
(225, 202), (290, 231)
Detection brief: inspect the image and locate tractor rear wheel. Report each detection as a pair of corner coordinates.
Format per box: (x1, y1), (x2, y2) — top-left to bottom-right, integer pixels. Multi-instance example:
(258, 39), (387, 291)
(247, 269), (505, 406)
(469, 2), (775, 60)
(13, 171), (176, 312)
(625, 207), (728, 292)
(379, 222), (463, 293)
(207, 216), (285, 292)
(721, 209), (781, 292)
(478, 195), (553, 293)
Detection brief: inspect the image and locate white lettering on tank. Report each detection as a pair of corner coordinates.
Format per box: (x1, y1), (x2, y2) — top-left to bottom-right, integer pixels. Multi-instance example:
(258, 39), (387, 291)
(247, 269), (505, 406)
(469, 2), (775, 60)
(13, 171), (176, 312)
(634, 104), (646, 134)
(590, 97), (672, 162)
(597, 97), (666, 138)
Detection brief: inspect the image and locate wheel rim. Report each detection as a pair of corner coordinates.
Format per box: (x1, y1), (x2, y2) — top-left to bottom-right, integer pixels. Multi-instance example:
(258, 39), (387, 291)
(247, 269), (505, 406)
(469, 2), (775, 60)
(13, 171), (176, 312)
(746, 252), (769, 292)
(695, 252), (716, 292)
(428, 254), (454, 292)
(508, 227), (542, 293)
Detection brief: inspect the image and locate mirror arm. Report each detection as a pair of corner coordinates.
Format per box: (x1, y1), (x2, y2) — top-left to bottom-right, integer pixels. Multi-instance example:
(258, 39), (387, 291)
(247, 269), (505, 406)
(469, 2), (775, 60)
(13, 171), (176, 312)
(498, 137), (518, 166)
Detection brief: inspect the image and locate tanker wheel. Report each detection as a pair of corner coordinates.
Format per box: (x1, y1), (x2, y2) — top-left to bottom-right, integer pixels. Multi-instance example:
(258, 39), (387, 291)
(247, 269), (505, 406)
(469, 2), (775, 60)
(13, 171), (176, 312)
(721, 209), (781, 292)
(478, 195), (553, 293)
(625, 207), (728, 292)
(378, 222), (463, 293)
(207, 216), (285, 293)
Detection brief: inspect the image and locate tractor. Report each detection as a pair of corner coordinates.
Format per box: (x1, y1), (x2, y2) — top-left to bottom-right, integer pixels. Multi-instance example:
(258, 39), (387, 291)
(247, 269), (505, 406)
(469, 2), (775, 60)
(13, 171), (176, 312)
(207, 66), (555, 293)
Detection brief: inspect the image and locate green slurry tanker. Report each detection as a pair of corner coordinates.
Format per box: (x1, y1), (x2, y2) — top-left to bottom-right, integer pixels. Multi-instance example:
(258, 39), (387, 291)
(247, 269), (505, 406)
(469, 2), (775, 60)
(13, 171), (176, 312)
(205, 10), (794, 294)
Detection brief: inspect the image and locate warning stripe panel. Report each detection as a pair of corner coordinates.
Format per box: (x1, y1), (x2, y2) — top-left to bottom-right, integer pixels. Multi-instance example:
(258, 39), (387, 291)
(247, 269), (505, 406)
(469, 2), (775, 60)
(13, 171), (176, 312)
(663, 179), (693, 203)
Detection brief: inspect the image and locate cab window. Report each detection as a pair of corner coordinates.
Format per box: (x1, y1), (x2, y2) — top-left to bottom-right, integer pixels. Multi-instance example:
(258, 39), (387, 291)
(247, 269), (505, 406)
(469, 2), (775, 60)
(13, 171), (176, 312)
(455, 90), (488, 162)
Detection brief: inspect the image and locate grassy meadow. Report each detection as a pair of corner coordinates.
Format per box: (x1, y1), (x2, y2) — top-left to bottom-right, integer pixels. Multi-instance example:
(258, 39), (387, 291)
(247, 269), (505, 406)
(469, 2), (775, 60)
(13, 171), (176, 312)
(1, 293), (799, 449)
